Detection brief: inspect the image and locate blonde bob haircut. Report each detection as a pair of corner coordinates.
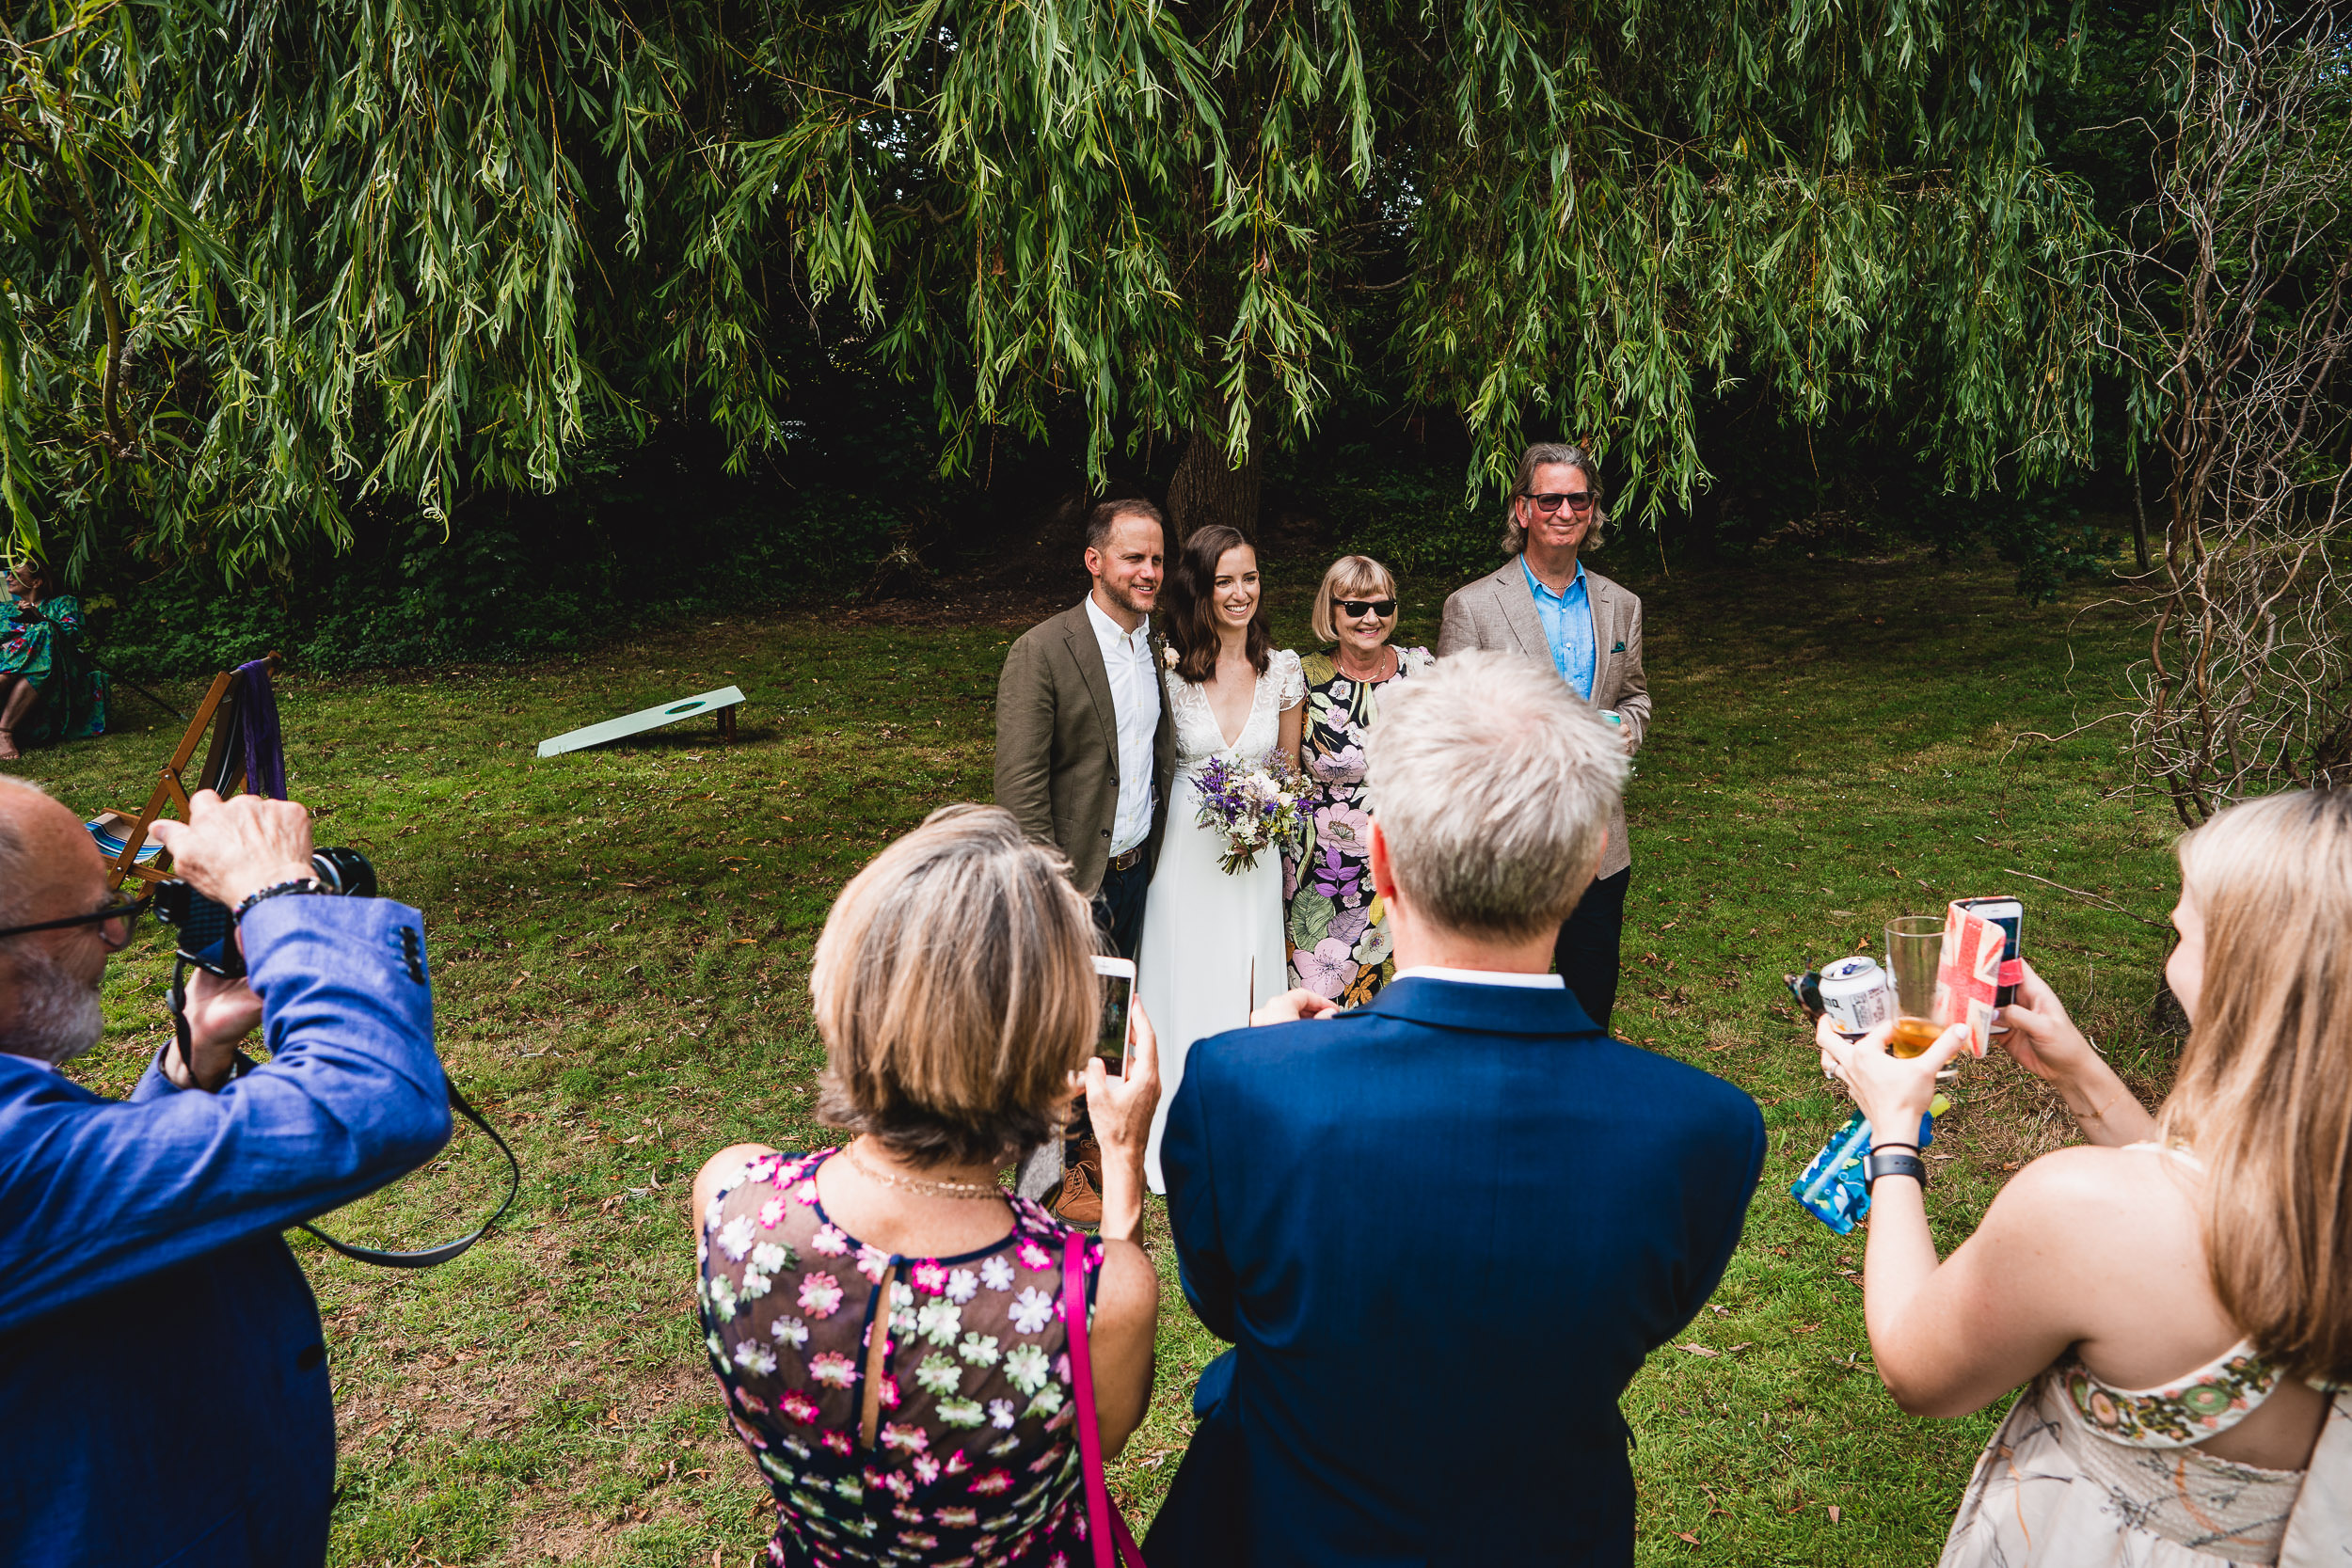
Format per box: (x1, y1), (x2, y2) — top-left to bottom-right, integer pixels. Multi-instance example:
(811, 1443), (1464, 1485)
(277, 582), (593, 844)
(811, 804), (1097, 1167)
(1310, 555), (1401, 644)
(2159, 787), (2352, 1386)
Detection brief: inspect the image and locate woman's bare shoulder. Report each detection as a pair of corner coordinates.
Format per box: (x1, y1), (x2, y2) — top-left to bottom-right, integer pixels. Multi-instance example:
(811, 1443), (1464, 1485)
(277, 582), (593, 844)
(1983, 1142), (2201, 1248)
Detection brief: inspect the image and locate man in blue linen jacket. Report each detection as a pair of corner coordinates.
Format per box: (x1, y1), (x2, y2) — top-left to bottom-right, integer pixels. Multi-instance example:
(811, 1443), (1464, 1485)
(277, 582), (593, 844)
(1146, 651), (1766, 1566)
(0, 778), (451, 1565)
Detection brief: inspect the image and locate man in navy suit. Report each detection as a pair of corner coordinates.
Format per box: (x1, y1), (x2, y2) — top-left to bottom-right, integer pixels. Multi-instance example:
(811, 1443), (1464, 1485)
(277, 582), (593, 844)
(1147, 651), (1765, 1566)
(0, 778), (451, 1565)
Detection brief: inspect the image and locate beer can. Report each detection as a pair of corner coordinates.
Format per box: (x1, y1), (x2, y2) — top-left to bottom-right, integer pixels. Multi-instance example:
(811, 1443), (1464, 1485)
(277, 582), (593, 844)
(1819, 955), (1894, 1038)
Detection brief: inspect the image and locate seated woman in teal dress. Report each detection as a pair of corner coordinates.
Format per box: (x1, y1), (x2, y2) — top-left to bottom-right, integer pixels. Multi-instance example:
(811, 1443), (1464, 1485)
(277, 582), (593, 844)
(1, 561), (109, 760)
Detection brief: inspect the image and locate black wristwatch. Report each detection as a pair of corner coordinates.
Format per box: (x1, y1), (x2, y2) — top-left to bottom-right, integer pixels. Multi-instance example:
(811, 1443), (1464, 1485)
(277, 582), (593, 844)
(235, 879), (329, 920)
(1864, 1147), (1928, 1193)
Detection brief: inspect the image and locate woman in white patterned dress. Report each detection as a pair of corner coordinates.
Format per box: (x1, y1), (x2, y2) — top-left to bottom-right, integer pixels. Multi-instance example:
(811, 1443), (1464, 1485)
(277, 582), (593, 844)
(1818, 788), (2352, 1566)
(1137, 524), (1303, 1192)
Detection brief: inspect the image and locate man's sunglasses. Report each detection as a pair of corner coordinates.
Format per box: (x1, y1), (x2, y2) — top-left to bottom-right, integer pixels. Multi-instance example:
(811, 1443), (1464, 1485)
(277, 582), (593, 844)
(1525, 490), (1596, 514)
(1333, 597), (1396, 618)
(0, 892), (152, 951)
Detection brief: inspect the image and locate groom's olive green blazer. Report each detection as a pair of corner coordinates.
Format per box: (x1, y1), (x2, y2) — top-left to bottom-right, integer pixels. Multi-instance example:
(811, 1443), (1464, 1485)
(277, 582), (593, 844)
(1436, 556), (1649, 880)
(993, 599), (1179, 896)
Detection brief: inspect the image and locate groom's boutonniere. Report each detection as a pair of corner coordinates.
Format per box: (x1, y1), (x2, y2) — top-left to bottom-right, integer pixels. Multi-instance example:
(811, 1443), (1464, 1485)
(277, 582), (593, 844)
(1161, 641), (1179, 670)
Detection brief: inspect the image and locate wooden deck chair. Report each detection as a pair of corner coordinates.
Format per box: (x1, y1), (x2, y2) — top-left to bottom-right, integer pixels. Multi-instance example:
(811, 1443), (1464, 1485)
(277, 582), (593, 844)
(96, 654), (278, 891)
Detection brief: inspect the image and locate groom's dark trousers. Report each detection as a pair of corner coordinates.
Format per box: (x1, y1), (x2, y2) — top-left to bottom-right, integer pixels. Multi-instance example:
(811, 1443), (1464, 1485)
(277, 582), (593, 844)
(1093, 858), (1151, 962)
(1145, 977), (1765, 1566)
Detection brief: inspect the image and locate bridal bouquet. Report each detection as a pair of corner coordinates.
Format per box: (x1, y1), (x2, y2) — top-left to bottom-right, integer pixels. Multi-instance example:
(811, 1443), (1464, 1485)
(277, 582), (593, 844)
(1192, 754), (1305, 876)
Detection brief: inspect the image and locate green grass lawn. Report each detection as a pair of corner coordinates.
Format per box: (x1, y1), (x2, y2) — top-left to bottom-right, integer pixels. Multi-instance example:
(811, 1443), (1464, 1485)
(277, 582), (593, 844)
(16, 546), (2187, 1565)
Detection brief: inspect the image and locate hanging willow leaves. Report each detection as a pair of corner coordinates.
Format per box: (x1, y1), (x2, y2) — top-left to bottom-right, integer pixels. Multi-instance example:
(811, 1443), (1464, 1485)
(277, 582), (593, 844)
(0, 0), (2107, 572)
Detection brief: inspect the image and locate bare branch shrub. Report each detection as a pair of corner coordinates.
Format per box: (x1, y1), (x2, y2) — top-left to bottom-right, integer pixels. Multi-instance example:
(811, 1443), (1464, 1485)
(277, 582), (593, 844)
(2117, 3), (2352, 825)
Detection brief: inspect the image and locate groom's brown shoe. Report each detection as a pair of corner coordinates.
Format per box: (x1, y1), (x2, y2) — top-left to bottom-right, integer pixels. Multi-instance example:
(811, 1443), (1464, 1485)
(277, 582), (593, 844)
(1049, 1159), (1104, 1227)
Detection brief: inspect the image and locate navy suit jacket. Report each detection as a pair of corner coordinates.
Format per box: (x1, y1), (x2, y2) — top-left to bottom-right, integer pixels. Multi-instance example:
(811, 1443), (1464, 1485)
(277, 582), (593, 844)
(0, 898), (451, 1566)
(1149, 976), (1765, 1567)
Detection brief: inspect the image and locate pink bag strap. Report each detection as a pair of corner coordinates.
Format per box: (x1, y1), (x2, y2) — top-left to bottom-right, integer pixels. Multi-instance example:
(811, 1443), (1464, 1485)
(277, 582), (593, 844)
(1063, 1229), (1149, 1568)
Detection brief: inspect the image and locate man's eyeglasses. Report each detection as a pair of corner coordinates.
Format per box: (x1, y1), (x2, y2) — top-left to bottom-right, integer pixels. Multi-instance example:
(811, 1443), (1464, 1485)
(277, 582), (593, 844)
(0, 892), (152, 951)
(1333, 597), (1397, 619)
(1525, 490), (1596, 514)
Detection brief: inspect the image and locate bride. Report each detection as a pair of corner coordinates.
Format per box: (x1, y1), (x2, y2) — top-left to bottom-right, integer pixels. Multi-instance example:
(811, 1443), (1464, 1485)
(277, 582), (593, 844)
(1138, 523), (1304, 1191)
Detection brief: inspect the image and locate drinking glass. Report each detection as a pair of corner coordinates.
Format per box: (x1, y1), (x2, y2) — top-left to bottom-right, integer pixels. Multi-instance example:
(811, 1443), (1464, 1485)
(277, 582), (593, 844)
(1883, 915), (1950, 1058)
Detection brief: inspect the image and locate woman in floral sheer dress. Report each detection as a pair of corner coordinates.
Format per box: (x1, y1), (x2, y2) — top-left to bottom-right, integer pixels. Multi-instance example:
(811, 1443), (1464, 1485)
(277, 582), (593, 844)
(1282, 555), (1432, 1007)
(692, 805), (1162, 1568)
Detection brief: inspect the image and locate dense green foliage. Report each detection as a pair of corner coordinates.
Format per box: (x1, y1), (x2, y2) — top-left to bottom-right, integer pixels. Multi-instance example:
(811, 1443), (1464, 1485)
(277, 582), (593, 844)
(0, 0), (2116, 581)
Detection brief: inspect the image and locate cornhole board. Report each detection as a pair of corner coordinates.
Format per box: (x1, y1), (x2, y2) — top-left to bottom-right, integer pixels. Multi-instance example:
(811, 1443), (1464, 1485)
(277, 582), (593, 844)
(536, 686), (745, 758)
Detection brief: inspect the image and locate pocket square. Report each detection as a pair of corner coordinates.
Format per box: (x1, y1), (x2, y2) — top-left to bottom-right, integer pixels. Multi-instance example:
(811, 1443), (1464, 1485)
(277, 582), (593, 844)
(1611, 641), (1628, 654)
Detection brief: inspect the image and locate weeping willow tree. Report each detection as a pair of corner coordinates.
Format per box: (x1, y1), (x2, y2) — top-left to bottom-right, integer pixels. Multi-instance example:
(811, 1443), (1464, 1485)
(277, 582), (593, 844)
(708, 0), (2110, 537)
(0, 0), (2105, 573)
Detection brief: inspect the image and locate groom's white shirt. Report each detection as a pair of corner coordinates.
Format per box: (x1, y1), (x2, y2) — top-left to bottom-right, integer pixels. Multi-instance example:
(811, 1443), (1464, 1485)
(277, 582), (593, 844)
(1392, 966), (1565, 989)
(1086, 595), (1161, 859)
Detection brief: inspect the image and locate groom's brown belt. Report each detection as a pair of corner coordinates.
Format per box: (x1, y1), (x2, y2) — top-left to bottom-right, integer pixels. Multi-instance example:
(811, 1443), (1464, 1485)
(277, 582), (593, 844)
(1106, 846), (1146, 872)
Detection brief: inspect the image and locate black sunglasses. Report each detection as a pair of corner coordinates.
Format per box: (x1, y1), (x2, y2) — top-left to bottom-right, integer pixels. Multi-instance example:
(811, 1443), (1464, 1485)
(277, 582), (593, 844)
(1525, 490), (1596, 514)
(1333, 597), (1396, 618)
(0, 892), (152, 951)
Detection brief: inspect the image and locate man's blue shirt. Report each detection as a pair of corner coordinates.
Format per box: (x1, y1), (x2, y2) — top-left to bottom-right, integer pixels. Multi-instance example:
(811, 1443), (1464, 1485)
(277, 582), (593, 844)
(1523, 555), (1597, 699)
(0, 896), (450, 1566)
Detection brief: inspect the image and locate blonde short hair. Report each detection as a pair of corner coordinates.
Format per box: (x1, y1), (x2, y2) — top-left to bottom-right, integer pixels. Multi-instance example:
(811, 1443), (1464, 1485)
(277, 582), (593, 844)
(1366, 651), (1628, 941)
(2159, 788), (2352, 1385)
(811, 804), (1096, 1166)
(1502, 442), (1606, 556)
(1310, 555), (1401, 644)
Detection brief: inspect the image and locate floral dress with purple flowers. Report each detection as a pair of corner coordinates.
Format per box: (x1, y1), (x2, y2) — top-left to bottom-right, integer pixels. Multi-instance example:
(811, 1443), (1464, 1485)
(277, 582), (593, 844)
(1282, 645), (1435, 1006)
(697, 1148), (1106, 1568)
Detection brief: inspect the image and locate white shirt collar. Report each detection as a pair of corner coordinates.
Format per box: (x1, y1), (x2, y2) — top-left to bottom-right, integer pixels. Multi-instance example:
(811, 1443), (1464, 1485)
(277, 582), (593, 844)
(1084, 594), (1148, 652)
(1391, 965), (1564, 990)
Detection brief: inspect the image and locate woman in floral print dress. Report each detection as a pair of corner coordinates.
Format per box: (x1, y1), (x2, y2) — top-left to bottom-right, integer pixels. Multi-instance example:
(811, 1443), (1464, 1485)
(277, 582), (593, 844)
(692, 805), (1162, 1568)
(1282, 556), (1433, 1006)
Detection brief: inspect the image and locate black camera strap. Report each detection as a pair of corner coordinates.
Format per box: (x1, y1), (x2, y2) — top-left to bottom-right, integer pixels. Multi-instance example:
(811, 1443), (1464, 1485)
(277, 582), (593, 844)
(298, 1079), (522, 1268)
(167, 957), (524, 1269)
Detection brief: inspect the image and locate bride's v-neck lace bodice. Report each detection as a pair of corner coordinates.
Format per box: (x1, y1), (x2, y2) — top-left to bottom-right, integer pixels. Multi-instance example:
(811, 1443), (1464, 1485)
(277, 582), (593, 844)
(1165, 649), (1306, 770)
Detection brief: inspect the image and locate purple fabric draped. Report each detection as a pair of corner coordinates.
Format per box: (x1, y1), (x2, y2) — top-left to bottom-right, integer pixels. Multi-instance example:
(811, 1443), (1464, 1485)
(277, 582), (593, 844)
(233, 658), (287, 800)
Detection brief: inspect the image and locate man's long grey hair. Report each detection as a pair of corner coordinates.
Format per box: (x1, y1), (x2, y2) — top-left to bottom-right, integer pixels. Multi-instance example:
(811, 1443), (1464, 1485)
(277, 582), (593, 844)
(0, 776), (105, 1066)
(1366, 651), (1629, 941)
(1501, 442), (1606, 556)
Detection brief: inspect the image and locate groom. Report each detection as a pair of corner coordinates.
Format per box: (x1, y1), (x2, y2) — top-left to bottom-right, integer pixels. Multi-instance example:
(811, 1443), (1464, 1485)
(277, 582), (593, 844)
(994, 498), (1177, 1213)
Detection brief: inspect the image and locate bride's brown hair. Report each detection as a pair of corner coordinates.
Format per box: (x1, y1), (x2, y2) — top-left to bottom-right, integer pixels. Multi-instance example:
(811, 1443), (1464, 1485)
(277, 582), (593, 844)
(1166, 524), (1272, 684)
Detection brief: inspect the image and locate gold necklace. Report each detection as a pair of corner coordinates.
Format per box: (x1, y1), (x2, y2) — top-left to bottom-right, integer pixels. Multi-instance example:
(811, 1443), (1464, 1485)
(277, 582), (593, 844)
(841, 1138), (1008, 1201)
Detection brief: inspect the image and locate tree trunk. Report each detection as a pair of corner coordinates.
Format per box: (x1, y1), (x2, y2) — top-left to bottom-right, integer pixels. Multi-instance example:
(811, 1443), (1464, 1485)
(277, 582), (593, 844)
(2131, 466), (2153, 572)
(1167, 428), (1262, 544)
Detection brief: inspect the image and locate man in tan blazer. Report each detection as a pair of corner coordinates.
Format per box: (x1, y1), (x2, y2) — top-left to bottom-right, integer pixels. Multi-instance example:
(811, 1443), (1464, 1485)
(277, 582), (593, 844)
(1437, 443), (1649, 1034)
(995, 497), (1178, 1218)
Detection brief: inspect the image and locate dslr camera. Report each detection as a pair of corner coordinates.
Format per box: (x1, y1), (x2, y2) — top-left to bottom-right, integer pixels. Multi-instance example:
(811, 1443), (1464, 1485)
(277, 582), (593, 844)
(152, 847), (377, 977)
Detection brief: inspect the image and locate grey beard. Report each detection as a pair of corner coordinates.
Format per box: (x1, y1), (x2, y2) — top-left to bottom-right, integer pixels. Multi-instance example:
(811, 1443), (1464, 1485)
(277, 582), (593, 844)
(1, 945), (106, 1066)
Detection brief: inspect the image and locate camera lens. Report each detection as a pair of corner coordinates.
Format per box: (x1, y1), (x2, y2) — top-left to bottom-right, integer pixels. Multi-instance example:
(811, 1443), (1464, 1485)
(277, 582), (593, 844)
(311, 847), (377, 899)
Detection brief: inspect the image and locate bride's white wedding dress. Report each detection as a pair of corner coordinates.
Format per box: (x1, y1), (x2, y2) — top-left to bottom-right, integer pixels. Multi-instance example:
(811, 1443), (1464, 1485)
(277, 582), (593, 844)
(1139, 648), (1306, 1192)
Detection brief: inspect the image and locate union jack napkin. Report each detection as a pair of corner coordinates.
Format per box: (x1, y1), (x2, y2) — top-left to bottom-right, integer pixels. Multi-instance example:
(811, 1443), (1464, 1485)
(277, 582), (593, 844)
(1933, 902), (2008, 1057)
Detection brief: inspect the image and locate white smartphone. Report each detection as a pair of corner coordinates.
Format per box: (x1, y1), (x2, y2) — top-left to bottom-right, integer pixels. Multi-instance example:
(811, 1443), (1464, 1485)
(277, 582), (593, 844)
(1090, 956), (1136, 1075)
